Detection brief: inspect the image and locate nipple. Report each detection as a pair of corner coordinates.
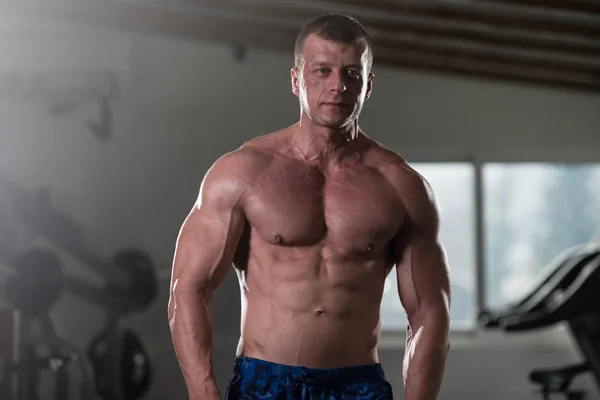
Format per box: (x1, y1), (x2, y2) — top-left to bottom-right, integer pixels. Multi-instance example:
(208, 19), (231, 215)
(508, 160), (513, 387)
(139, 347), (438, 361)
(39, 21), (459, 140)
(274, 234), (284, 244)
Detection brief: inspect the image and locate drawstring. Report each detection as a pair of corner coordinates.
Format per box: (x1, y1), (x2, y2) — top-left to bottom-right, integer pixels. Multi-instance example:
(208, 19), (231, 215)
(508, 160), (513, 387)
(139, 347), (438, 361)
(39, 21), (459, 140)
(288, 373), (328, 398)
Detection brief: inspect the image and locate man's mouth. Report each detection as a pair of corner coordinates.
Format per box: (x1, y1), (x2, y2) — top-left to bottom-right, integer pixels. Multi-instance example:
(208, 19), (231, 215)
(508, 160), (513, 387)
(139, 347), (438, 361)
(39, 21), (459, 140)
(323, 102), (350, 107)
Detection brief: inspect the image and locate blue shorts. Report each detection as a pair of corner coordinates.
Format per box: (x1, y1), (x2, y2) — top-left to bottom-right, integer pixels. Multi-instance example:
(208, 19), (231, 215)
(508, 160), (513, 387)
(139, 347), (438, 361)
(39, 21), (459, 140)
(224, 356), (394, 399)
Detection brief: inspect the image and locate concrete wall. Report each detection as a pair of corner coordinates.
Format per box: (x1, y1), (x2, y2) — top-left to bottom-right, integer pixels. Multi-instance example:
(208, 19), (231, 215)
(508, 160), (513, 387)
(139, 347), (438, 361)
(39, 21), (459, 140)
(1, 11), (599, 400)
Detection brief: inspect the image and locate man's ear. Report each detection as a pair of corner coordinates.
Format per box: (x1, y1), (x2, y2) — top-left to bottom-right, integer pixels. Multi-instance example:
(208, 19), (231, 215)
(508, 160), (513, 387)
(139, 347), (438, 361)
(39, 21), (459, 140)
(291, 67), (300, 97)
(365, 72), (375, 101)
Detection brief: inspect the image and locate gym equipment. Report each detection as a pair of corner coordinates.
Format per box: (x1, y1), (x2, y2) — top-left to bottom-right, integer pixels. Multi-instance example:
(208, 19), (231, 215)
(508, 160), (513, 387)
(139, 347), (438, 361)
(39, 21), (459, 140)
(88, 329), (153, 400)
(7, 249), (63, 316)
(478, 244), (600, 400)
(62, 251), (156, 399)
(0, 175), (133, 293)
(0, 301), (96, 400)
(478, 243), (600, 329)
(59, 248), (156, 400)
(0, 177), (157, 400)
(110, 250), (158, 315)
(0, 176), (158, 313)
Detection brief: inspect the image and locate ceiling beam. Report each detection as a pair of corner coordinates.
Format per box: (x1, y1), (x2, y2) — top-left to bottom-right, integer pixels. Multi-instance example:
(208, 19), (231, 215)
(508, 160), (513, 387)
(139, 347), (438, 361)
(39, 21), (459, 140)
(304, 0), (600, 40)
(477, 0), (600, 15)
(378, 55), (600, 94)
(372, 37), (600, 77)
(367, 17), (600, 58)
(207, 0), (600, 57)
(2, 0), (599, 94)
(195, 1), (600, 75)
(8, 0), (600, 65)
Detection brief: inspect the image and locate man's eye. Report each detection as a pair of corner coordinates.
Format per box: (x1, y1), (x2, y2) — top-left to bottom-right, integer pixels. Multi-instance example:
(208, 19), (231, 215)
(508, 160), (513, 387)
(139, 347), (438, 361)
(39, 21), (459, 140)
(318, 68), (329, 74)
(348, 70), (360, 77)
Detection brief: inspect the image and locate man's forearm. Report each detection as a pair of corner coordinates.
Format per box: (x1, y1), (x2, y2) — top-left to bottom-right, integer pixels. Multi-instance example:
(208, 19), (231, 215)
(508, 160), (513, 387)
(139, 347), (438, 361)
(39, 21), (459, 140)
(169, 286), (219, 399)
(403, 314), (450, 400)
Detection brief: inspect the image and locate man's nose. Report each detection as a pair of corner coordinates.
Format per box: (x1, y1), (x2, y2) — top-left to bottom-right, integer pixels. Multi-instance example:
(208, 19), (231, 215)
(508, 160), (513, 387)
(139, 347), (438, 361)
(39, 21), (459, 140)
(329, 71), (346, 93)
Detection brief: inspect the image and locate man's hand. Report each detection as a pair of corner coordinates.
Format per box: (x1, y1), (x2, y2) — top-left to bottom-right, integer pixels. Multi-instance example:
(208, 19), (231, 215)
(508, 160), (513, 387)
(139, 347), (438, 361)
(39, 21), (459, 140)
(191, 394), (222, 400)
(191, 388), (222, 400)
(189, 379), (222, 400)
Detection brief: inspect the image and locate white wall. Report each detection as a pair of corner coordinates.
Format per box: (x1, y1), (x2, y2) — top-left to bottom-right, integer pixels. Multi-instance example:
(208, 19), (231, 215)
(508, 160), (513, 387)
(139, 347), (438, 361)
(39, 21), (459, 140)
(1, 11), (599, 400)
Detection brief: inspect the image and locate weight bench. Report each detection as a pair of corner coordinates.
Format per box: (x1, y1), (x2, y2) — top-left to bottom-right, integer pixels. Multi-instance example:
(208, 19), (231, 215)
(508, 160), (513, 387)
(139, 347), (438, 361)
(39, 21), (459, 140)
(479, 246), (600, 400)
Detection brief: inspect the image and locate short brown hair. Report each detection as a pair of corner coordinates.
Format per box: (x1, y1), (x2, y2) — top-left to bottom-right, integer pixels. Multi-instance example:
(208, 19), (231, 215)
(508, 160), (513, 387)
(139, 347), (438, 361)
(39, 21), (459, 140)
(294, 13), (373, 70)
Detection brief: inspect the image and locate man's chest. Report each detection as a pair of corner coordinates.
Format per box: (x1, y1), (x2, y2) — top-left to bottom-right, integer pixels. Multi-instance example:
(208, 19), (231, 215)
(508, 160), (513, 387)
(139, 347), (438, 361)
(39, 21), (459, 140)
(242, 161), (405, 253)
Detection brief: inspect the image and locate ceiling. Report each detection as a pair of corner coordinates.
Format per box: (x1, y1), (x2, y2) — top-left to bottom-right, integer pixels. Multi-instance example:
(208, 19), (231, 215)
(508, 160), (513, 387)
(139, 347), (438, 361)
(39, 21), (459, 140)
(3, 0), (600, 93)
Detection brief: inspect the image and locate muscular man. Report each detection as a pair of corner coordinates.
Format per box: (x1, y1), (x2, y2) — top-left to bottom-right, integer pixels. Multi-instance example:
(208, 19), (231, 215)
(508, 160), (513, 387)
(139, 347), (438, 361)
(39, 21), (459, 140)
(168, 13), (451, 400)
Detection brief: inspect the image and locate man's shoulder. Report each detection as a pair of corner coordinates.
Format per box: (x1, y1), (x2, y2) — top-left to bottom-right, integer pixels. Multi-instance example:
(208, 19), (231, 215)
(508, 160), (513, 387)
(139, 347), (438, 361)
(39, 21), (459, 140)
(199, 140), (273, 206)
(241, 128), (291, 153)
(212, 144), (270, 182)
(367, 142), (434, 209)
(209, 131), (286, 182)
(366, 141), (418, 184)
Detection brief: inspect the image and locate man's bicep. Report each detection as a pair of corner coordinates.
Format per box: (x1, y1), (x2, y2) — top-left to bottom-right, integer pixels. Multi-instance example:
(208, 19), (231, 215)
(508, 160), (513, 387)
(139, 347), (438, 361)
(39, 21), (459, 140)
(173, 208), (244, 291)
(393, 169), (450, 325)
(171, 154), (249, 295)
(395, 234), (450, 325)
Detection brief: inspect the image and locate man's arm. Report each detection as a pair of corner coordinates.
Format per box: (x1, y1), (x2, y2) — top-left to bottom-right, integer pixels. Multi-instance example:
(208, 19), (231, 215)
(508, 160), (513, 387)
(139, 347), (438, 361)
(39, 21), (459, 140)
(167, 150), (256, 400)
(394, 169), (451, 400)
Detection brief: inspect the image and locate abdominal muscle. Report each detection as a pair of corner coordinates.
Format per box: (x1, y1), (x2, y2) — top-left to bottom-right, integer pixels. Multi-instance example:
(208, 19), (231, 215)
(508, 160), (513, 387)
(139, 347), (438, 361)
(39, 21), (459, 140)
(235, 251), (390, 368)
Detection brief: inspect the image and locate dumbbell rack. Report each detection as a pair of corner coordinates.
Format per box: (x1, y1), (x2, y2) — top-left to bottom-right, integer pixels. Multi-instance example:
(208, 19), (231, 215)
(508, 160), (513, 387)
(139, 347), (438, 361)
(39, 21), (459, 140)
(0, 176), (156, 400)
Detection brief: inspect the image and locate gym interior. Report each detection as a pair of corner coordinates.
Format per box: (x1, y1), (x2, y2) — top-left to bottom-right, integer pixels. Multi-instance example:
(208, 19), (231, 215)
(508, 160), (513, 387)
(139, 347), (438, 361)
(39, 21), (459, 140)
(0, 2), (599, 400)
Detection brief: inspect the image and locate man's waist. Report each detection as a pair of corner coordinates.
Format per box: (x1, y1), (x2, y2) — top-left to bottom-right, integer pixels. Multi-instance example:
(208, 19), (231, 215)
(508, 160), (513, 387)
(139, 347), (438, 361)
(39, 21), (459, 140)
(231, 356), (386, 385)
(239, 334), (380, 370)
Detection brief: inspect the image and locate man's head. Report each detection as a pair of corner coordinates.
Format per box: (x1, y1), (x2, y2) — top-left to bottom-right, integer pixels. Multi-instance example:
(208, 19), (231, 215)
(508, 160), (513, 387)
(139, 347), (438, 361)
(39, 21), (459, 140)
(291, 13), (375, 130)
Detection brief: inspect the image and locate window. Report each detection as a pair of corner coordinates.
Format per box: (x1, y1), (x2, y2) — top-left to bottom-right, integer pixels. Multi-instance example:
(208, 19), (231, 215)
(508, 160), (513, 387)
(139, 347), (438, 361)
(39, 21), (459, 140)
(483, 163), (600, 308)
(380, 163), (476, 331)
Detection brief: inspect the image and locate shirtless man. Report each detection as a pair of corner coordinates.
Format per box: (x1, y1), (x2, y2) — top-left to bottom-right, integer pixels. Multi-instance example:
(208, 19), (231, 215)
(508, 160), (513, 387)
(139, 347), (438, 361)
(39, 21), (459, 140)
(168, 13), (451, 400)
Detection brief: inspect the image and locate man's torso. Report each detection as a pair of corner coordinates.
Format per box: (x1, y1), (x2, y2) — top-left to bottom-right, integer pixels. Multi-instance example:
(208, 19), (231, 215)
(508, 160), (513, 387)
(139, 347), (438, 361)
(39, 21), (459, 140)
(230, 129), (409, 368)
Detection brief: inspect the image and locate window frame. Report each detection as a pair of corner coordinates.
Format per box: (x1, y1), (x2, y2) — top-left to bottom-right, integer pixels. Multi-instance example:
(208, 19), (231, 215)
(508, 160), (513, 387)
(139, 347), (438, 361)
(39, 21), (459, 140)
(379, 160), (477, 332)
(380, 157), (599, 350)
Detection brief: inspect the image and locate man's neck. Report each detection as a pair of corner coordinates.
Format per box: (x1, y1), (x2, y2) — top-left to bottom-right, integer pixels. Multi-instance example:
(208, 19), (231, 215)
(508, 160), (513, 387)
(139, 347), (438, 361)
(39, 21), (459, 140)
(290, 116), (360, 165)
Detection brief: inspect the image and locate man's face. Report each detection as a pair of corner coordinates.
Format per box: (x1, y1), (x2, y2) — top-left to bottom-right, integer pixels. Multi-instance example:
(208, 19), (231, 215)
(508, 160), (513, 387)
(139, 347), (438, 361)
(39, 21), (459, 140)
(291, 34), (374, 129)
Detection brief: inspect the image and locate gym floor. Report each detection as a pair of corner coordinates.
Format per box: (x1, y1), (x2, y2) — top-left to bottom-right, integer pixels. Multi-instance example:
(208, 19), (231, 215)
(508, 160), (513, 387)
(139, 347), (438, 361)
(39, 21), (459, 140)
(0, 3), (600, 400)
